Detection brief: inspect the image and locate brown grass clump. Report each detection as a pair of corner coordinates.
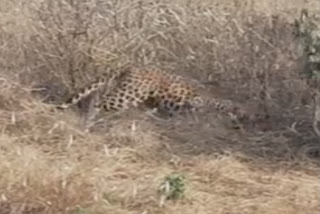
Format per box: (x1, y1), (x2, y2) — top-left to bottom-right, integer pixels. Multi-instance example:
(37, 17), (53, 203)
(0, 0), (319, 213)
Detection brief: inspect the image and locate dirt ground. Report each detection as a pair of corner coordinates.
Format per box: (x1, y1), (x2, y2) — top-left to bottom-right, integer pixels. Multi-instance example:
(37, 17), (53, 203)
(0, 0), (319, 214)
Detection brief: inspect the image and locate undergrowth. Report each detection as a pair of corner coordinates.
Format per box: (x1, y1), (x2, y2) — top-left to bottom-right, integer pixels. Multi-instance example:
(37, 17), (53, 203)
(0, 0), (319, 213)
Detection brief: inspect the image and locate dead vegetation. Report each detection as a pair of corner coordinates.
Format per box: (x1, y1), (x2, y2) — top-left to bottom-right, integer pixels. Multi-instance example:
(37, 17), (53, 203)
(0, 0), (319, 213)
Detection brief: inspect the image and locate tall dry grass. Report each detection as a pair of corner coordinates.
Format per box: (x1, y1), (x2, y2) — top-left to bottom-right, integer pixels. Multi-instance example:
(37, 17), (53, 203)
(0, 0), (319, 213)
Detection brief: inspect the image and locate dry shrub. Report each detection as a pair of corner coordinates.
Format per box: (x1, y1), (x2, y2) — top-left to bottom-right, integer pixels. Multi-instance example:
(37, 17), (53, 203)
(17, 0), (313, 128)
(0, 0), (320, 214)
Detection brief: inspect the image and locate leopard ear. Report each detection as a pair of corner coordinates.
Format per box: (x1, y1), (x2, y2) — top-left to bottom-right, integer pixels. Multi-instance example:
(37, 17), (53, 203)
(190, 96), (204, 107)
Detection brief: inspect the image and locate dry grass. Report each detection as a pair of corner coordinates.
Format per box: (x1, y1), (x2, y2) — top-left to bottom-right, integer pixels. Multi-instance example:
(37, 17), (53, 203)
(0, 0), (320, 213)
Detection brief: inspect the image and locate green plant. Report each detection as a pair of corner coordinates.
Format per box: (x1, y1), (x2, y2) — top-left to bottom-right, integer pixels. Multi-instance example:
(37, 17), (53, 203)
(294, 9), (320, 87)
(159, 173), (186, 202)
(75, 206), (92, 214)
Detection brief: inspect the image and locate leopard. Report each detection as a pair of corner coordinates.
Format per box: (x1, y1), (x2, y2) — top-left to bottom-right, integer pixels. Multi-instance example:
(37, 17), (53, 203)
(57, 65), (250, 124)
(58, 66), (202, 116)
